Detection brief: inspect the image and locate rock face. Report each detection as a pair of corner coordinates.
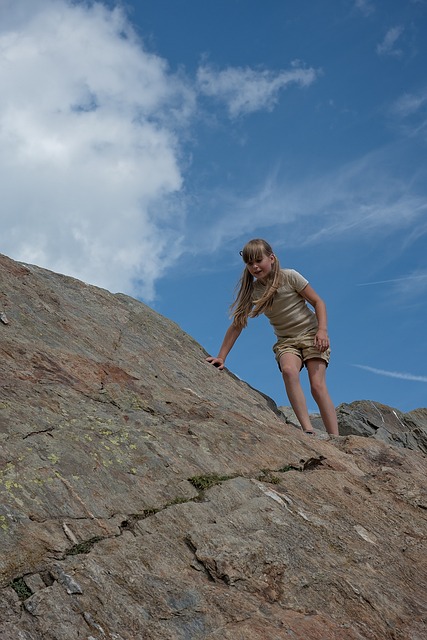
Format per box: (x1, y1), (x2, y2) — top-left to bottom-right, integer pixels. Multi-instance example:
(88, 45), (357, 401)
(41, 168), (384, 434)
(0, 252), (426, 640)
(280, 403), (427, 454)
(337, 402), (427, 453)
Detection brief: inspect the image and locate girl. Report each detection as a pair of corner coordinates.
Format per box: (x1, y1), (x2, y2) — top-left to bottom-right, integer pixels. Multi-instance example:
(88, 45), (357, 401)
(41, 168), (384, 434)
(206, 239), (339, 436)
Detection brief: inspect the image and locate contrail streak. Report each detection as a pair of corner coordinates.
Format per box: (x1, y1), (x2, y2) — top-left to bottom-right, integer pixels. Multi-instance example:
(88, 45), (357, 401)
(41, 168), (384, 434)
(357, 275), (427, 286)
(353, 364), (427, 383)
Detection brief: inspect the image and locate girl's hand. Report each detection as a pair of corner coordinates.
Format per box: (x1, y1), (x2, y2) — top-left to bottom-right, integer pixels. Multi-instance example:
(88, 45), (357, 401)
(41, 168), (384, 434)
(206, 356), (225, 370)
(314, 329), (330, 352)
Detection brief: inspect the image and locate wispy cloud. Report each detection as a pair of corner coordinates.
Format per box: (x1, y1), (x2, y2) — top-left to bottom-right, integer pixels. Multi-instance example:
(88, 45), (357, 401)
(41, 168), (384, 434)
(391, 91), (427, 118)
(196, 143), (427, 253)
(196, 62), (319, 118)
(354, 0), (375, 17)
(353, 364), (427, 383)
(390, 90), (427, 140)
(376, 26), (405, 57)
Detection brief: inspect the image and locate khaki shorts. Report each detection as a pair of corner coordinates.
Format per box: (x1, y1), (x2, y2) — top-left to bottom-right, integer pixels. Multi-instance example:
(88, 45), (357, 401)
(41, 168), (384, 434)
(273, 331), (330, 370)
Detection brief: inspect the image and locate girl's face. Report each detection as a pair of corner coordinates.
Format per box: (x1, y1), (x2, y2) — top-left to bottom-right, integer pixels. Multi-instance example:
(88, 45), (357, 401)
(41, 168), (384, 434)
(245, 252), (275, 282)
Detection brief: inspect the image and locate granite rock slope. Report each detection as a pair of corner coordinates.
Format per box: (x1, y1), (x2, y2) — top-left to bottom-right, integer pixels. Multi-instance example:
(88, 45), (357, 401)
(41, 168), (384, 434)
(0, 253), (426, 640)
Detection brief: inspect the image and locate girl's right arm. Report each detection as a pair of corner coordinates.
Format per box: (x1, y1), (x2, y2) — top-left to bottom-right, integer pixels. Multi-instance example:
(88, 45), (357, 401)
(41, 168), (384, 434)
(206, 323), (243, 370)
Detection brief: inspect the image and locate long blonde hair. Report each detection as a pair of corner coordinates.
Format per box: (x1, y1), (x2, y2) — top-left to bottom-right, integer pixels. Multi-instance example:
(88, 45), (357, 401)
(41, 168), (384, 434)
(230, 239), (283, 329)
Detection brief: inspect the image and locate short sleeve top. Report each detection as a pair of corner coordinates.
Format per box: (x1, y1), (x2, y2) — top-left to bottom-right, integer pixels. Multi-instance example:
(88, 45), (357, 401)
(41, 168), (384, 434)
(253, 269), (318, 339)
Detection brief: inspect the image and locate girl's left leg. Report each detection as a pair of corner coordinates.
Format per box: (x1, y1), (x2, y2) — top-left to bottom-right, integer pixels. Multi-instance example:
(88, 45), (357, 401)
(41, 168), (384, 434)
(306, 358), (339, 435)
(279, 352), (314, 433)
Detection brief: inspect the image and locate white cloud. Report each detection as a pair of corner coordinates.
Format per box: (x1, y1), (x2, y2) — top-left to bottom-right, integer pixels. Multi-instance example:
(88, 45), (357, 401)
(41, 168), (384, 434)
(0, 0), (193, 299)
(353, 364), (427, 383)
(197, 62), (318, 118)
(376, 26), (404, 57)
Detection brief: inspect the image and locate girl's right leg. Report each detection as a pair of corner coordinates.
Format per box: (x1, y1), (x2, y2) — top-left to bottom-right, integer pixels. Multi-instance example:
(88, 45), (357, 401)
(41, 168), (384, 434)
(279, 352), (313, 433)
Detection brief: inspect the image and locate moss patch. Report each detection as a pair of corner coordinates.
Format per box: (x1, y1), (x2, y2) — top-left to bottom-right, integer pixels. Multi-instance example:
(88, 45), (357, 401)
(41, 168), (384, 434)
(65, 536), (104, 556)
(188, 473), (237, 491)
(10, 577), (33, 601)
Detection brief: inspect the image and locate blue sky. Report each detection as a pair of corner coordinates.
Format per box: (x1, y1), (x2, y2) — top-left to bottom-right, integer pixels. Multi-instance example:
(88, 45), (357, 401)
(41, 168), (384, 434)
(1, 0), (426, 413)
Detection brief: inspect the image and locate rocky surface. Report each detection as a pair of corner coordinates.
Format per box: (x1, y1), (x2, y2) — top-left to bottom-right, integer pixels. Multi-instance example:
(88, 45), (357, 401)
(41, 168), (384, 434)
(0, 252), (426, 640)
(280, 402), (427, 454)
(337, 402), (427, 453)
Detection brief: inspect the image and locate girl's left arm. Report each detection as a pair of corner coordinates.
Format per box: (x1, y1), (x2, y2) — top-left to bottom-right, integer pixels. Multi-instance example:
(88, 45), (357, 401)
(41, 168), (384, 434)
(299, 284), (330, 352)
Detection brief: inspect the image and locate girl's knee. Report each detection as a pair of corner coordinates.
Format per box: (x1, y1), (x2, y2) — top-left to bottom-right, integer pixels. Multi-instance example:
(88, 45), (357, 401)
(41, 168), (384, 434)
(310, 380), (326, 401)
(280, 354), (303, 386)
(281, 365), (300, 384)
